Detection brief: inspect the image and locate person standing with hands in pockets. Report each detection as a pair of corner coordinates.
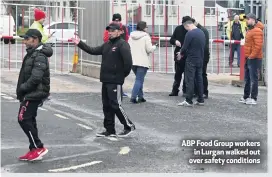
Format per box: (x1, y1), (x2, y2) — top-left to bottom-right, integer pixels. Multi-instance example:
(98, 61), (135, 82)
(71, 23), (136, 137)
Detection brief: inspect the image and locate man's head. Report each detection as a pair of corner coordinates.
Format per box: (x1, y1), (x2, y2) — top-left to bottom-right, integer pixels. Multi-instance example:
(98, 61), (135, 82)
(112, 13), (122, 24)
(234, 15), (239, 22)
(182, 20), (196, 31)
(182, 16), (198, 27)
(20, 29), (42, 49)
(246, 13), (257, 26)
(106, 23), (121, 39)
(34, 8), (46, 24)
(136, 21), (148, 32)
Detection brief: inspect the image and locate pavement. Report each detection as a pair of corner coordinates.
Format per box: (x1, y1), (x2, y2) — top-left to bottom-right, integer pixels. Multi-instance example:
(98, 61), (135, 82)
(1, 69), (267, 173)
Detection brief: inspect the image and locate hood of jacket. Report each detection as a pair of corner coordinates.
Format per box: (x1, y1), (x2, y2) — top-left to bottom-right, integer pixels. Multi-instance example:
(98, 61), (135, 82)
(37, 43), (53, 57)
(255, 21), (264, 30)
(130, 31), (149, 40)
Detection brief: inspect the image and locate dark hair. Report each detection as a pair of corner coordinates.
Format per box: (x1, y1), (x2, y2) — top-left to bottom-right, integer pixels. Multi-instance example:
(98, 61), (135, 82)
(182, 16), (192, 23)
(136, 21), (147, 31)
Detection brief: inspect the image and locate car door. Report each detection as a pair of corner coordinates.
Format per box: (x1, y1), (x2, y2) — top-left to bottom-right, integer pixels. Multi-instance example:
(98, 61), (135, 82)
(47, 23), (69, 43)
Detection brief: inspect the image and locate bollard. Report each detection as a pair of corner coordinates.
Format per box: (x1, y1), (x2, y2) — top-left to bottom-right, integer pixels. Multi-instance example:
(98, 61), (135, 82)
(239, 39), (245, 81)
(72, 52), (78, 73)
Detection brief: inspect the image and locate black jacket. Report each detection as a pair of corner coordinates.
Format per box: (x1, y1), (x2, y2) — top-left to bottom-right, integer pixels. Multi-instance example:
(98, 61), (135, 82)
(197, 23), (210, 62)
(170, 25), (188, 61)
(16, 43), (53, 102)
(77, 37), (132, 84)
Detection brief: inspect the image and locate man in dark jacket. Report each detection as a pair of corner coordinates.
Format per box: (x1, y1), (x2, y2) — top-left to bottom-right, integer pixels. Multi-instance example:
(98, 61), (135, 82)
(169, 18), (188, 96)
(16, 29), (53, 161)
(192, 18), (210, 99)
(72, 23), (135, 137)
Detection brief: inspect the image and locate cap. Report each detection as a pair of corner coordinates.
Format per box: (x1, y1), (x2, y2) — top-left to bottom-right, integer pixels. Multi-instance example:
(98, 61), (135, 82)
(106, 23), (121, 31)
(112, 13), (122, 21)
(19, 29), (42, 40)
(34, 8), (46, 21)
(246, 13), (257, 20)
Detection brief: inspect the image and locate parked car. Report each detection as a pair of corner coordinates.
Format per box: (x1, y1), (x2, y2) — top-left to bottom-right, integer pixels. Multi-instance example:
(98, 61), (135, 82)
(0, 15), (16, 44)
(43, 21), (78, 44)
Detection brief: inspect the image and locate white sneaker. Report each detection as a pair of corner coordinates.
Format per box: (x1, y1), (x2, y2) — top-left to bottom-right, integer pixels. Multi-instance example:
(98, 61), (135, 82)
(178, 100), (193, 107)
(239, 97), (246, 103)
(246, 98), (257, 105)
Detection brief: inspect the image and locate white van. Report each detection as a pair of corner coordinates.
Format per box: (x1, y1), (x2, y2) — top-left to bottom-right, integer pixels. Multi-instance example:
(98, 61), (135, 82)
(0, 15), (16, 44)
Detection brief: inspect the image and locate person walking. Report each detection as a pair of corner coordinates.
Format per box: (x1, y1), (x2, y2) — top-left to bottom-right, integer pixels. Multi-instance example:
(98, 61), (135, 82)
(128, 21), (157, 103)
(168, 18), (188, 96)
(17, 29), (53, 161)
(239, 13), (264, 105)
(177, 19), (206, 107)
(71, 23), (136, 137)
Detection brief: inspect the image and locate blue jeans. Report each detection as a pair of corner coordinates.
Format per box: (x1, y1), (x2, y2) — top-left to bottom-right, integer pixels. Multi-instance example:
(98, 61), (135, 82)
(229, 44), (240, 65)
(244, 59), (262, 100)
(131, 66), (148, 99)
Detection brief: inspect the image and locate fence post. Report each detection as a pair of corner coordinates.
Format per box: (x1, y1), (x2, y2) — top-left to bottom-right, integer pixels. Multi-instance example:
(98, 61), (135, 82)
(239, 39), (245, 81)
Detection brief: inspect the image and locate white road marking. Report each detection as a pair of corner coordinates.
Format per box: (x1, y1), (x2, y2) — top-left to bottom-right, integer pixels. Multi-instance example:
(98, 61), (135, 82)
(0, 93), (7, 96)
(107, 137), (119, 141)
(1, 96), (14, 100)
(76, 123), (93, 130)
(118, 146), (131, 155)
(38, 107), (48, 111)
(54, 114), (69, 119)
(48, 161), (102, 172)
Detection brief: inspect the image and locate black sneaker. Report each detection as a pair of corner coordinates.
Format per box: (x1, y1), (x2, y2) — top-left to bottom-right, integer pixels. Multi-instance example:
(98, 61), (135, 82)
(169, 92), (178, 96)
(96, 131), (116, 137)
(130, 99), (138, 104)
(118, 125), (136, 137)
(204, 94), (208, 99)
(118, 129), (133, 137)
(138, 98), (146, 103)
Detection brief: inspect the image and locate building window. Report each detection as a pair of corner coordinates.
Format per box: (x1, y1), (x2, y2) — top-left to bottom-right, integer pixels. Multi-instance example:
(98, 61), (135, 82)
(170, 0), (176, 15)
(145, 0), (151, 16)
(63, 1), (66, 18)
(131, 0), (137, 3)
(121, 0), (126, 3)
(157, 0), (163, 15)
(57, 2), (60, 18)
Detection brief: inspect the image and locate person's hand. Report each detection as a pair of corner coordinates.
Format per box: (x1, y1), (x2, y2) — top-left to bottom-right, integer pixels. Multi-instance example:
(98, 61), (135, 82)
(175, 40), (181, 47)
(176, 52), (183, 60)
(71, 33), (80, 45)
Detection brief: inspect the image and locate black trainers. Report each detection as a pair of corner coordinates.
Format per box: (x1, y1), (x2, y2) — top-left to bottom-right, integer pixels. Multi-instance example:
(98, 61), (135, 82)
(138, 98), (146, 103)
(118, 125), (136, 137)
(96, 131), (116, 137)
(169, 92), (178, 96)
(130, 99), (138, 104)
(204, 94), (208, 99)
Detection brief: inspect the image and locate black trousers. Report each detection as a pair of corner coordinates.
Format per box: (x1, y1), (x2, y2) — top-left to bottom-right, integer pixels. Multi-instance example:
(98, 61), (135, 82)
(194, 60), (209, 95)
(18, 100), (44, 150)
(172, 60), (186, 93)
(185, 61), (204, 104)
(102, 83), (134, 134)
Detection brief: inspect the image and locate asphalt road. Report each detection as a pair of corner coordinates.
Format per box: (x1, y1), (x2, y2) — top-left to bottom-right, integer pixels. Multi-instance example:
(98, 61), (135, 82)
(0, 41), (240, 74)
(1, 72), (267, 173)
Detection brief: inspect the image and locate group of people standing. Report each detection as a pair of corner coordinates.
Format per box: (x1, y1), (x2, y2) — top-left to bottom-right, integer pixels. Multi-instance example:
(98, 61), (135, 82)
(15, 9), (264, 162)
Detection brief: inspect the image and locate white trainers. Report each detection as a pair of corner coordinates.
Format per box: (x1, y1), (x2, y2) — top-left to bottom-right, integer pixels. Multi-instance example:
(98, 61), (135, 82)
(178, 100), (193, 107)
(194, 101), (204, 106)
(246, 98), (257, 105)
(239, 97), (246, 103)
